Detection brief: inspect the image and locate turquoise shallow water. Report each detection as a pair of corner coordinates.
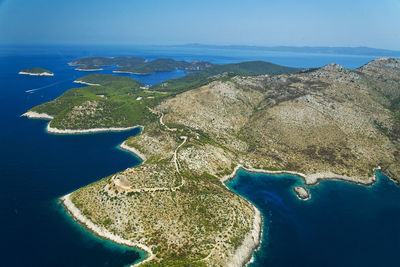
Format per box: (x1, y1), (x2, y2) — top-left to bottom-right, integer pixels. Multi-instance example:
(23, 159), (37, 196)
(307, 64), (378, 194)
(0, 45), (396, 266)
(226, 169), (400, 267)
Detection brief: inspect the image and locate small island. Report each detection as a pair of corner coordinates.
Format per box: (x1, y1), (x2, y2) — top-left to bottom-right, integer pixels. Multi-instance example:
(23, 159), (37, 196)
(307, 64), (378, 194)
(293, 186), (311, 200)
(75, 65), (103, 71)
(19, 67), (54, 76)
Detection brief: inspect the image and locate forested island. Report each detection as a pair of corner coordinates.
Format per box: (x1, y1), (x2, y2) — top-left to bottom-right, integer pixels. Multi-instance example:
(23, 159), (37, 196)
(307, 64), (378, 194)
(69, 56), (213, 74)
(19, 67), (54, 76)
(24, 57), (400, 266)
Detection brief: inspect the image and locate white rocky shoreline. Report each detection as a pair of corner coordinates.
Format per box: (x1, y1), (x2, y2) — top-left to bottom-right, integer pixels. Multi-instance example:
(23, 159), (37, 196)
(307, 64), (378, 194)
(75, 67), (103, 71)
(119, 141), (147, 162)
(220, 163), (384, 266)
(46, 124), (143, 134)
(60, 194), (154, 267)
(18, 71), (54, 76)
(73, 80), (100, 86)
(22, 111), (143, 134)
(61, 141), (263, 267)
(229, 206), (262, 267)
(219, 167), (263, 267)
(112, 70), (151, 75)
(21, 111), (54, 120)
(222, 164), (379, 187)
(293, 186), (311, 200)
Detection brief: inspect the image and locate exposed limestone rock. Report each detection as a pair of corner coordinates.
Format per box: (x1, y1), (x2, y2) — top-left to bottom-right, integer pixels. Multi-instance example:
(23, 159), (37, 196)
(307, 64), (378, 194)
(293, 186), (311, 200)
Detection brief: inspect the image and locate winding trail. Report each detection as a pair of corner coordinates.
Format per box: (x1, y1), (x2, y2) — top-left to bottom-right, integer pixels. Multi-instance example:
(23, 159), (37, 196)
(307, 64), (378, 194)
(112, 108), (188, 194)
(147, 107), (177, 132)
(147, 107), (187, 173)
(174, 136), (187, 173)
(160, 112), (177, 132)
(112, 178), (185, 193)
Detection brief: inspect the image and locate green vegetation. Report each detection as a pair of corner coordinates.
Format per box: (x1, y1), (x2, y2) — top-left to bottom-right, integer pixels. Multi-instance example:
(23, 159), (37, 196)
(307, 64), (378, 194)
(141, 258), (207, 267)
(150, 61), (301, 94)
(388, 97), (400, 140)
(76, 65), (103, 70)
(30, 74), (165, 129)
(209, 60), (300, 75)
(115, 58), (213, 74)
(76, 74), (135, 86)
(69, 56), (213, 74)
(20, 67), (53, 74)
(29, 59), (301, 130)
(390, 96), (400, 113)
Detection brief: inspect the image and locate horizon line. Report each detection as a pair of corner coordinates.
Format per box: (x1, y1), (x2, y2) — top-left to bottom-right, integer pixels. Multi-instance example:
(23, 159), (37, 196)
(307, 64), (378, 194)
(0, 43), (399, 53)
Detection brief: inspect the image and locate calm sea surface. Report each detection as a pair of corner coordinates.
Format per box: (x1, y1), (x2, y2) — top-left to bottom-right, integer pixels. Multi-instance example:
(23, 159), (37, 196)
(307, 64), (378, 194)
(0, 45), (398, 266)
(227, 170), (400, 267)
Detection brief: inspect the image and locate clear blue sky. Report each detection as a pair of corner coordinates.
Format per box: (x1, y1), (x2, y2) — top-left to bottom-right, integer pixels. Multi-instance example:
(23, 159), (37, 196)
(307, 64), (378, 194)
(1, 0), (399, 49)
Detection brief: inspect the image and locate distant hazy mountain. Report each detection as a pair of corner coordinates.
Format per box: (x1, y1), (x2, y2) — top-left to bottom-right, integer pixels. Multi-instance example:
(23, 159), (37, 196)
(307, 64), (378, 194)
(175, 43), (400, 57)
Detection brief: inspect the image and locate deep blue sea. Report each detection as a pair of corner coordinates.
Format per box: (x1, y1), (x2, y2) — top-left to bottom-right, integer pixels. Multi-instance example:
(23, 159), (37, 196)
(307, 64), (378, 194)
(0, 45), (398, 266)
(227, 170), (400, 267)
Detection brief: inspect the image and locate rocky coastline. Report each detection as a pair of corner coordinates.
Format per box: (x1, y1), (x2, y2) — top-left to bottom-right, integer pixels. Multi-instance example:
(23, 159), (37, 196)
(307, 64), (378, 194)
(46, 123), (142, 134)
(293, 186), (311, 200)
(112, 70), (150, 75)
(18, 71), (54, 76)
(119, 141), (147, 162)
(228, 206), (262, 267)
(60, 194), (154, 267)
(73, 80), (100, 86)
(21, 111), (54, 120)
(75, 67), (103, 71)
(222, 165), (379, 188)
(22, 111), (143, 134)
(220, 164), (383, 264)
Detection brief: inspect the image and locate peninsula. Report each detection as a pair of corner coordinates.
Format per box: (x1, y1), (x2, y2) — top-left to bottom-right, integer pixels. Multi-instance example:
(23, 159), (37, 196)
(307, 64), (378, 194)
(19, 67), (54, 76)
(25, 57), (400, 266)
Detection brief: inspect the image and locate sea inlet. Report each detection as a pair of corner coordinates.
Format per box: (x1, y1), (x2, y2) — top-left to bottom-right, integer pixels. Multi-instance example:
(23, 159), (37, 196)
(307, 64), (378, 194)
(227, 169), (400, 267)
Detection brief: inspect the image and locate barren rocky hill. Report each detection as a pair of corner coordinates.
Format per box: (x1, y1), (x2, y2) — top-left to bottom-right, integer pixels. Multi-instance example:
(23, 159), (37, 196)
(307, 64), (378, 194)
(66, 58), (400, 266)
